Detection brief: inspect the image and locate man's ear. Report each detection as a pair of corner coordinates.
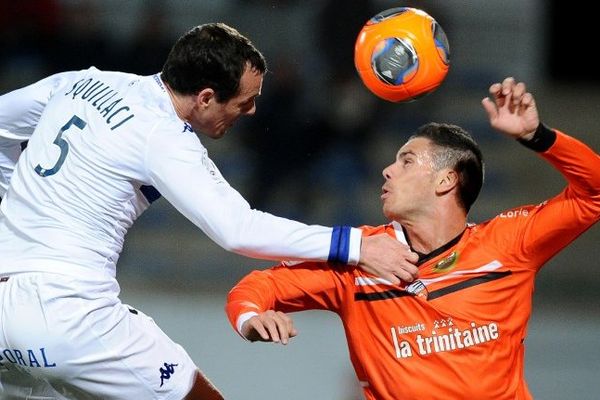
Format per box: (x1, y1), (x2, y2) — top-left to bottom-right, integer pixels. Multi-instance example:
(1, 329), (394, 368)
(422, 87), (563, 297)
(436, 169), (458, 195)
(196, 88), (215, 109)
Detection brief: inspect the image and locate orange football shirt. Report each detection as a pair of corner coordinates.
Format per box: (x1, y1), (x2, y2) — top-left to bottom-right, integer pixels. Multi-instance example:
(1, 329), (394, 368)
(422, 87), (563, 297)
(226, 130), (600, 399)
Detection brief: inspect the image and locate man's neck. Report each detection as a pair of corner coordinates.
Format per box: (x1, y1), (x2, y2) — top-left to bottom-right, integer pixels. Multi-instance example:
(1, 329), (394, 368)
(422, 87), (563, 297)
(400, 213), (467, 255)
(164, 82), (190, 122)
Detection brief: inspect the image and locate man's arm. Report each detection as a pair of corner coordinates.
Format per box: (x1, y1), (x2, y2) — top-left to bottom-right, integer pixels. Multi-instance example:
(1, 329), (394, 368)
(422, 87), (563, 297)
(225, 262), (345, 345)
(0, 72), (78, 136)
(0, 71), (78, 196)
(482, 77), (600, 266)
(146, 126), (418, 283)
(0, 139), (22, 197)
(506, 127), (600, 267)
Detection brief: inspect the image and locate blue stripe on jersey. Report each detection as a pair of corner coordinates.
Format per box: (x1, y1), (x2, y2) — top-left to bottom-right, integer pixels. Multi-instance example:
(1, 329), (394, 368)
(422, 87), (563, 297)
(140, 185), (161, 203)
(328, 225), (351, 264)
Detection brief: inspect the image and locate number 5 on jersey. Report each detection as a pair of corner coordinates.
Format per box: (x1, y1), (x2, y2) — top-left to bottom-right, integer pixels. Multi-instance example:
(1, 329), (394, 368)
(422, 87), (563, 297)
(35, 115), (86, 177)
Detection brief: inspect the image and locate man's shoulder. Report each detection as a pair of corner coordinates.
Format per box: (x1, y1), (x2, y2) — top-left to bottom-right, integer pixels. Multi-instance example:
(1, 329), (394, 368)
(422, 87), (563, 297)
(468, 204), (538, 240)
(63, 66), (140, 83)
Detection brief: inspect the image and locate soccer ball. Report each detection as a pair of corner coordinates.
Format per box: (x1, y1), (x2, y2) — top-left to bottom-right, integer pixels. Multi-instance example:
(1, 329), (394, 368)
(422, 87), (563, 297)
(354, 7), (450, 103)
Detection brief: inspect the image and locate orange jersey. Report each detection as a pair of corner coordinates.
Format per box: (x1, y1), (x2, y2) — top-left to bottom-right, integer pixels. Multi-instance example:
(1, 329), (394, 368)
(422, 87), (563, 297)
(226, 130), (600, 400)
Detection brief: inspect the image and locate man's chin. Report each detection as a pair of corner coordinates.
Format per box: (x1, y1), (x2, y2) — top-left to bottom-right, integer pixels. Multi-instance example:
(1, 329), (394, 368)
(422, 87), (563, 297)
(382, 208), (393, 221)
(204, 129), (227, 139)
(213, 130), (227, 139)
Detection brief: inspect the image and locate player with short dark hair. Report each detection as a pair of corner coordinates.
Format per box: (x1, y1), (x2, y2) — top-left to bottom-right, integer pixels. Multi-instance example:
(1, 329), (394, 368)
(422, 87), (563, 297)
(226, 77), (600, 399)
(407, 122), (484, 212)
(161, 23), (267, 101)
(0, 23), (418, 400)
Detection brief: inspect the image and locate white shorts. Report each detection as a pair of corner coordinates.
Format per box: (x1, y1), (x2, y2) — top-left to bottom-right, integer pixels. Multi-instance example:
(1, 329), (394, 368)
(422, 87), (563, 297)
(0, 272), (198, 400)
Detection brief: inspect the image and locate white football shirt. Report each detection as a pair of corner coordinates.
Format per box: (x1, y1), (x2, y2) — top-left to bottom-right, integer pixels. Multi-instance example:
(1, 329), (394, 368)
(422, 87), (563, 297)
(0, 67), (360, 280)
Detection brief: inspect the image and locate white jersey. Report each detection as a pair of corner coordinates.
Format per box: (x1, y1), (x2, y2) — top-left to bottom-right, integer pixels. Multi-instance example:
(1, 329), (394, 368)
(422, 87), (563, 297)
(0, 67), (361, 280)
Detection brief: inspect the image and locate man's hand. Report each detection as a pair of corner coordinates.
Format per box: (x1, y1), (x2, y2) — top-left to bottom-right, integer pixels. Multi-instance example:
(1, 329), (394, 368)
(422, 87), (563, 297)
(241, 311), (298, 345)
(481, 77), (540, 140)
(358, 234), (419, 285)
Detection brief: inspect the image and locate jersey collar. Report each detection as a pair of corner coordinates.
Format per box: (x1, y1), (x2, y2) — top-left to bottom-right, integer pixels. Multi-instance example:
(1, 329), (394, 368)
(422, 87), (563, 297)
(392, 220), (465, 266)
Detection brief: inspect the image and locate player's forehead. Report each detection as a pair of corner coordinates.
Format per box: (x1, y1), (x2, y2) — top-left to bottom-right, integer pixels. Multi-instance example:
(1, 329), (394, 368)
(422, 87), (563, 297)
(396, 137), (433, 159)
(235, 65), (263, 102)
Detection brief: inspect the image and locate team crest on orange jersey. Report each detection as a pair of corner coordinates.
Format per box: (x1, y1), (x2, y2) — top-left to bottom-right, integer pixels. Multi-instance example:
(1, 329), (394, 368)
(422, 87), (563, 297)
(432, 251), (458, 273)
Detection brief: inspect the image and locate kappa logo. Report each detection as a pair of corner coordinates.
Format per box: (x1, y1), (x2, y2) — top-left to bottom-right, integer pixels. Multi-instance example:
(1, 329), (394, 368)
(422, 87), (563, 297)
(159, 362), (179, 387)
(183, 122), (194, 133)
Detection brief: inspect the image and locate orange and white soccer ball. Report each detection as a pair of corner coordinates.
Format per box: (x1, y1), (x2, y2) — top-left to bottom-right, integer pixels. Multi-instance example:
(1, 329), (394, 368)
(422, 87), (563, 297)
(354, 7), (450, 102)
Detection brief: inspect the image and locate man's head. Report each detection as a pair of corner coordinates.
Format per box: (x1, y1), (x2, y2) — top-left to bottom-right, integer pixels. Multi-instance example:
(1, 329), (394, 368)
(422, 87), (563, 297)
(161, 23), (267, 138)
(381, 122), (484, 221)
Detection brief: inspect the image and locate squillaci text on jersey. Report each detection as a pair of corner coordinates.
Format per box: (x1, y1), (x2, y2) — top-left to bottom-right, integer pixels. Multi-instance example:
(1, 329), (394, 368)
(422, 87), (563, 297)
(64, 78), (135, 130)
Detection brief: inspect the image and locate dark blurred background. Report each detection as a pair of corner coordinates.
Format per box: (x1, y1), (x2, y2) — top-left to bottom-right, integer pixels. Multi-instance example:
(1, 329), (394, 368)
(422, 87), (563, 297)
(2, 1), (598, 399)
